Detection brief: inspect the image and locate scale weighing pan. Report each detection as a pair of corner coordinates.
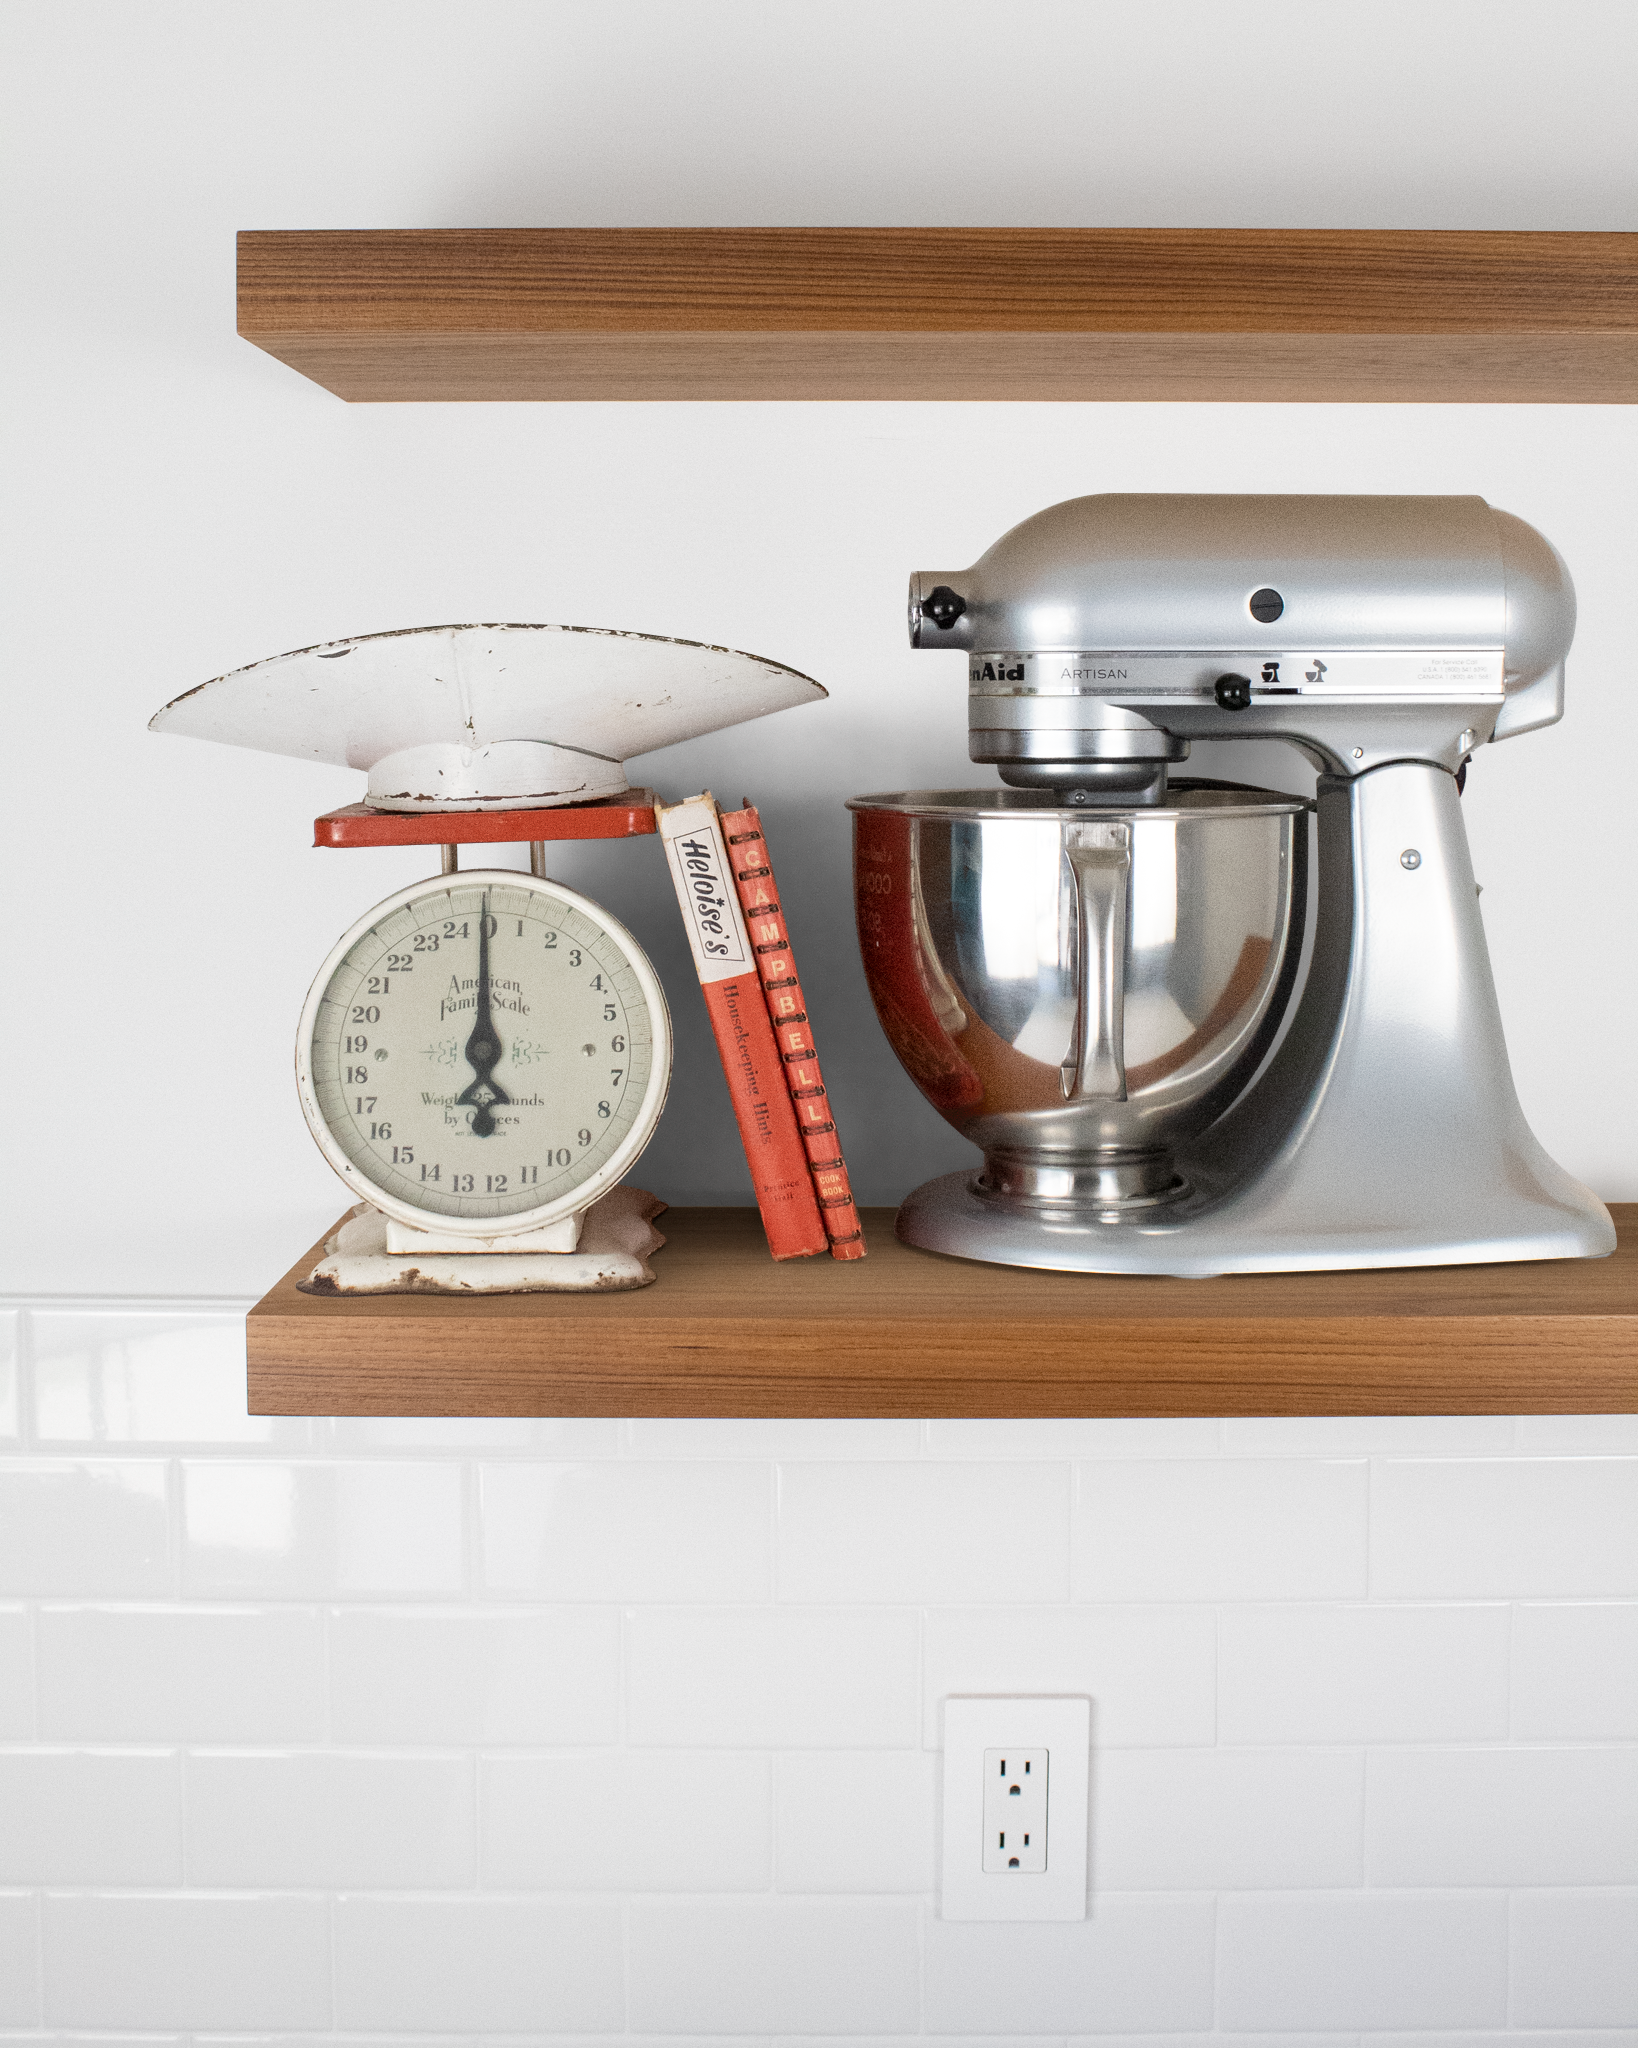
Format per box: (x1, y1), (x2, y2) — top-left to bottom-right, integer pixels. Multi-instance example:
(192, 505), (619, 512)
(149, 621), (827, 811)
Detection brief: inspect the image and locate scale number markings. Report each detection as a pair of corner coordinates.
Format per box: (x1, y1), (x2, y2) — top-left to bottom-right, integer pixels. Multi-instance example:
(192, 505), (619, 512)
(303, 878), (661, 1222)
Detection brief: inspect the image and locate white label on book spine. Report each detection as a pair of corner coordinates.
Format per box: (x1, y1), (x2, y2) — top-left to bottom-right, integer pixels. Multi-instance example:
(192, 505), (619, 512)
(657, 795), (752, 984)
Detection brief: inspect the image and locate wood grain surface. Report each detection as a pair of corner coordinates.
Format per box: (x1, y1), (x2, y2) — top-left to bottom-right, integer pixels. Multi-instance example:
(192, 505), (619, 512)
(236, 229), (1638, 402)
(246, 1204), (1638, 1419)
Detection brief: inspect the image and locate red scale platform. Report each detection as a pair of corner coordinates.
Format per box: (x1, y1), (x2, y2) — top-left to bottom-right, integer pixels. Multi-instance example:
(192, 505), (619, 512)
(314, 792), (659, 848)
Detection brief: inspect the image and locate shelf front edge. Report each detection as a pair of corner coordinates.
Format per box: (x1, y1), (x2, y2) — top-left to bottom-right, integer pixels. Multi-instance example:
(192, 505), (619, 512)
(246, 1306), (1638, 1418)
(238, 329), (1638, 403)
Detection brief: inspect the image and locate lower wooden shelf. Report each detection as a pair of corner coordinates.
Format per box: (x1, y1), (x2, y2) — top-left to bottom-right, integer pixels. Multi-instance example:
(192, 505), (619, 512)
(247, 1204), (1638, 1418)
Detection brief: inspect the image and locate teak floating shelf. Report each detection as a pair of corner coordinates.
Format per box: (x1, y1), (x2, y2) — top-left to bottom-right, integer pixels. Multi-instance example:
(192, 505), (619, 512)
(237, 229), (1638, 404)
(248, 1204), (1638, 1418)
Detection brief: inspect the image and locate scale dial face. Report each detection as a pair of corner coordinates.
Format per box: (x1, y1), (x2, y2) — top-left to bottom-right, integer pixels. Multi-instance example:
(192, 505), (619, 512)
(296, 871), (672, 1235)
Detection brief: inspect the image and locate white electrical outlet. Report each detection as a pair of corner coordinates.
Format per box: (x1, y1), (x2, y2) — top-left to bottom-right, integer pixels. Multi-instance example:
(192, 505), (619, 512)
(941, 1696), (1089, 1921)
(983, 1747), (1048, 1872)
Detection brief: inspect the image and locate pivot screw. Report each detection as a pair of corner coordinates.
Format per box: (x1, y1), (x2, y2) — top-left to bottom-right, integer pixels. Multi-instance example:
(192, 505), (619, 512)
(1401, 848), (1422, 869)
(1249, 587), (1284, 623)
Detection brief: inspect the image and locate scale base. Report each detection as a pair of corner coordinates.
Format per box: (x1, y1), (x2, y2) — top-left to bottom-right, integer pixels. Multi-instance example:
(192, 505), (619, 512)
(301, 1186), (666, 1295)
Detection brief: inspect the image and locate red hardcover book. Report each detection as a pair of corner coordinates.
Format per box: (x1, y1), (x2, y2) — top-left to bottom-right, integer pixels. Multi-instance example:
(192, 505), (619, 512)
(719, 803), (866, 1261)
(656, 794), (829, 1261)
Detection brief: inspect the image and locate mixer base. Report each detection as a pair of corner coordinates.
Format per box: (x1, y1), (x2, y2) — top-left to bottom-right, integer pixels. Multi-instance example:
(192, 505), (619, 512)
(897, 1170), (1616, 1279)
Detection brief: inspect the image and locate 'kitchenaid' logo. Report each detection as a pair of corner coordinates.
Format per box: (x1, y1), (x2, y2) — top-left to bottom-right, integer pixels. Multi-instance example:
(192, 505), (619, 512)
(969, 660), (1026, 683)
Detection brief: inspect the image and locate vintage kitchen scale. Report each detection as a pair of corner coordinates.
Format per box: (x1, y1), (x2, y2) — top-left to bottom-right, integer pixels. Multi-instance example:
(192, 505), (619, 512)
(151, 621), (825, 1291)
(852, 492), (1614, 1276)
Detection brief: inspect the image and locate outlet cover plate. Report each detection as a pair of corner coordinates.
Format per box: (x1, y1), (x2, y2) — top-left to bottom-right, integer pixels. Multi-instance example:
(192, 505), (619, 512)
(941, 1695), (1090, 1921)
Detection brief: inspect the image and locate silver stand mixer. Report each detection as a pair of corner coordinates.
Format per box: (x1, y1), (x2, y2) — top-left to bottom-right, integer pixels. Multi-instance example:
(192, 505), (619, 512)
(850, 494), (1614, 1276)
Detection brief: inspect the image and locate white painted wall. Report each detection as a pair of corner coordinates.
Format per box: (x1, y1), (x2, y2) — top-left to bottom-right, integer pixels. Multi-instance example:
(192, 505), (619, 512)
(2, 5), (1637, 2035)
(5, 0), (1638, 1291)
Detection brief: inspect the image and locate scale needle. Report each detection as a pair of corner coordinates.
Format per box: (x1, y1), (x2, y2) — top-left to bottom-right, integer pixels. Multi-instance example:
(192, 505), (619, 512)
(456, 891), (511, 1138)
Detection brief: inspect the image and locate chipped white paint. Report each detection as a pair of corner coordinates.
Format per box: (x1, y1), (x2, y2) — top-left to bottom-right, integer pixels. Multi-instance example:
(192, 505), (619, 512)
(148, 621), (828, 810)
(304, 1184), (666, 1293)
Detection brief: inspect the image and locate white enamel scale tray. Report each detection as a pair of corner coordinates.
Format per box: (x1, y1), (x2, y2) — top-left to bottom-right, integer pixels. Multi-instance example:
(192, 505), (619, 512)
(150, 621), (827, 810)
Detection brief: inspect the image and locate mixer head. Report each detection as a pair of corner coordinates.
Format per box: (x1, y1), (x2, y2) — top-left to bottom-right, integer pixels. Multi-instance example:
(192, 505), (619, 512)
(910, 495), (1574, 800)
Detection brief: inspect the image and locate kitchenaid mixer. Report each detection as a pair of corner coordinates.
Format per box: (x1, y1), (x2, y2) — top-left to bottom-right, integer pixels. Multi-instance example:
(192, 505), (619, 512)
(850, 494), (1613, 1275)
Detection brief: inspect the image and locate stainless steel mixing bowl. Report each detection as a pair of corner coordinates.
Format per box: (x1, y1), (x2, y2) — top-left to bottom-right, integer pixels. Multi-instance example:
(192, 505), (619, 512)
(849, 783), (1309, 1212)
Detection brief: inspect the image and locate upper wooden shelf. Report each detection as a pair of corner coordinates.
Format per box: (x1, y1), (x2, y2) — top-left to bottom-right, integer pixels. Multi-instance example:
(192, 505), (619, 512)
(248, 1204), (1638, 1418)
(236, 228), (1638, 404)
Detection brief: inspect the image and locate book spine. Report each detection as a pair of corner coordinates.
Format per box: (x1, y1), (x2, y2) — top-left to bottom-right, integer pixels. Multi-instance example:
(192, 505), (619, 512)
(655, 795), (829, 1261)
(718, 804), (867, 1261)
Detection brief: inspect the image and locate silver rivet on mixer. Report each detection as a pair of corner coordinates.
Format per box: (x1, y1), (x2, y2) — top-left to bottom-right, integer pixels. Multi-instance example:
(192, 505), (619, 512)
(1401, 849), (1422, 869)
(1353, 748), (1364, 759)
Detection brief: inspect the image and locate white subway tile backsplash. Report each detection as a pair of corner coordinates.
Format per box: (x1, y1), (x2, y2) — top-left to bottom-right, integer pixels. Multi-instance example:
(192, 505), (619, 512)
(186, 1751), (474, 1887)
(1073, 1459), (1368, 1600)
(777, 1462), (1070, 1604)
(1510, 1889), (1638, 2025)
(1371, 1458), (1638, 1598)
(627, 1896), (920, 2034)
(624, 1418), (922, 1458)
(1093, 1748), (1364, 1890)
(334, 1895), (624, 2031)
(1218, 1892), (1508, 2029)
(329, 1606), (620, 1746)
(1222, 1415), (1515, 1455)
(1067, 2039), (1353, 2048)
(0, 1749), (181, 1883)
(0, 1607), (32, 1739)
(627, 1608), (919, 1748)
(922, 1895), (1217, 2033)
(1366, 1747), (1638, 1886)
(0, 1892), (38, 2024)
(1372, 2037), (1636, 2048)
(30, 1311), (304, 1447)
(182, 1460), (465, 1598)
(1513, 1602), (1638, 1740)
(479, 1461), (771, 1601)
(1218, 1604), (1509, 1745)
(2, 1304), (1634, 2042)
(42, 1892), (331, 2028)
(329, 1414), (618, 1453)
(0, 1460), (170, 1596)
(799, 2040), (1067, 2048)
(775, 1750), (936, 1892)
(922, 1605), (1216, 1748)
(0, 1313), (18, 1441)
(924, 1417), (1223, 1457)
(1515, 1413), (1638, 1451)
(482, 1750), (770, 1890)
(36, 1607), (325, 1742)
